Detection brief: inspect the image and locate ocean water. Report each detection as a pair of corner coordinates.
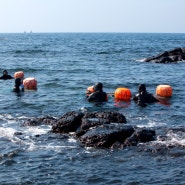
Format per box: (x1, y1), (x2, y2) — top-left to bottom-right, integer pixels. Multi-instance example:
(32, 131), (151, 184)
(0, 33), (185, 185)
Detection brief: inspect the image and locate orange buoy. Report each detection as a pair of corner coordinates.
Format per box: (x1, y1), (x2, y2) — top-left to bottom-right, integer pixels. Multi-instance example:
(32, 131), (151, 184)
(14, 71), (24, 79)
(86, 86), (94, 96)
(23, 77), (37, 90)
(156, 85), (172, 97)
(114, 87), (132, 101)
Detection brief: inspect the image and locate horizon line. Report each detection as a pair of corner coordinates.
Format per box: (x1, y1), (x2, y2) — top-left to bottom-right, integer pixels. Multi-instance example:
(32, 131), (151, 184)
(0, 31), (185, 34)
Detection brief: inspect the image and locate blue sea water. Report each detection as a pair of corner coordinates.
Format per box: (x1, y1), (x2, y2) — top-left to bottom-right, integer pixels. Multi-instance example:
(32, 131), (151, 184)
(0, 33), (185, 185)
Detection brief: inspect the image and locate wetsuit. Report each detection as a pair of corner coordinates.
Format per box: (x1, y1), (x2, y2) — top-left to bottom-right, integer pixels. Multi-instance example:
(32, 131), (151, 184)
(133, 91), (158, 107)
(0, 75), (13, 80)
(87, 90), (107, 102)
(13, 85), (24, 93)
(13, 78), (24, 93)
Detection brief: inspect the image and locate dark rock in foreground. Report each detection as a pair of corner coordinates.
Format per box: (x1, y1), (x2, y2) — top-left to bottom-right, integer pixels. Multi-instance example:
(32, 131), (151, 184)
(23, 111), (155, 149)
(124, 128), (156, 146)
(81, 111), (126, 131)
(143, 47), (185, 63)
(52, 111), (84, 133)
(79, 124), (135, 148)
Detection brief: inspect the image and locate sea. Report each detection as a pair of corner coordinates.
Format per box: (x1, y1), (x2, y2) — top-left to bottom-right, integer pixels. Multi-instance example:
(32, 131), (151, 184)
(0, 33), (185, 185)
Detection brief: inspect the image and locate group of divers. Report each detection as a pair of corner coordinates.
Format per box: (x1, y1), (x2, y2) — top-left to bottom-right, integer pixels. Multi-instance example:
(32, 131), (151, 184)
(86, 82), (159, 107)
(0, 70), (24, 93)
(1, 70), (163, 107)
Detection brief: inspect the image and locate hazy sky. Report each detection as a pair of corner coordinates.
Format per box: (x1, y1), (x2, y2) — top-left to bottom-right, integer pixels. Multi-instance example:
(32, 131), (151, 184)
(0, 0), (184, 33)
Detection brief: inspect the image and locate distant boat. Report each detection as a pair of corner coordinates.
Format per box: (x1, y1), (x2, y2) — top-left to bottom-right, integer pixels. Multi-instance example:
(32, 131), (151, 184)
(23, 31), (32, 34)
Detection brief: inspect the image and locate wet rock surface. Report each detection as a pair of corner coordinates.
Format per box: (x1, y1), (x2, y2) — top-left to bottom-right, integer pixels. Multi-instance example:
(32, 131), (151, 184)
(23, 111), (185, 153)
(79, 124), (135, 148)
(23, 111), (156, 149)
(81, 111), (126, 131)
(143, 47), (185, 63)
(52, 111), (84, 133)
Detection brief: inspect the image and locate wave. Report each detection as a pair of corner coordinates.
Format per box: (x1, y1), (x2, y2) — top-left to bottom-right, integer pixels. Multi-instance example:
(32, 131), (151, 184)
(96, 49), (125, 55)
(135, 58), (146, 62)
(0, 127), (16, 139)
(0, 49), (46, 55)
(157, 127), (185, 147)
(15, 49), (45, 54)
(96, 51), (110, 55)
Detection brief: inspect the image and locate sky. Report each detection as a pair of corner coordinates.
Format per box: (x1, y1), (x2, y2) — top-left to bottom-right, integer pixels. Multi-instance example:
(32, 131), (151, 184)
(0, 0), (184, 33)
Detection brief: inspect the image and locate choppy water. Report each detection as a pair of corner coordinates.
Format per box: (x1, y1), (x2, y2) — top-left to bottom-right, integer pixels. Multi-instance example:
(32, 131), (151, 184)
(0, 33), (185, 185)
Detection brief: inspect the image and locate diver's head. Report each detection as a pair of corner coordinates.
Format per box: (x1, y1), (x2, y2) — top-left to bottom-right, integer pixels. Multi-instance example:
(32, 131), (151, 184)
(3, 70), (8, 75)
(138, 84), (146, 93)
(94, 82), (103, 91)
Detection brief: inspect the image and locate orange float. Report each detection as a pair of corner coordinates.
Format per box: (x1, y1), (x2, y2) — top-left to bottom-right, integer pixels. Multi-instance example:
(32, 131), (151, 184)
(23, 77), (37, 90)
(114, 87), (132, 101)
(14, 71), (24, 79)
(156, 85), (172, 97)
(86, 86), (94, 96)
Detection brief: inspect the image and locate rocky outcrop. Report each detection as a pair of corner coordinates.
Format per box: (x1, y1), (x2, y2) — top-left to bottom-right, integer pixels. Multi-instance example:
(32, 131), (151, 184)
(23, 111), (156, 149)
(143, 47), (185, 63)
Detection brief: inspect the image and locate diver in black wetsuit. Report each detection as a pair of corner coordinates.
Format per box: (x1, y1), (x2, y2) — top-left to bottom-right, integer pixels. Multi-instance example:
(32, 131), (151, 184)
(87, 82), (108, 102)
(0, 70), (13, 80)
(133, 84), (159, 107)
(13, 78), (24, 93)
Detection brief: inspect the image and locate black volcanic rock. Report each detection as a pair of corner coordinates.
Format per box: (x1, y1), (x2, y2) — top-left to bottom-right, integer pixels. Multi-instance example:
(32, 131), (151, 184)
(52, 111), (84, 133)
(23, 110), (156, 149)
(143, 47), (185, 63)
(79, 124), (135, 148)
(124, 128), (156, 146)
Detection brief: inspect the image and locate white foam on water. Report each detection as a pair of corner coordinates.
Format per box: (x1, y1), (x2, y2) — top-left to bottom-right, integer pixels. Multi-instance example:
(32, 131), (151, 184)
(0, 126), (26, 146)
(135, 58), (146, 62)
(154, 129), (185, 147)
(137, 120), (166, 128)
(0, 127), (16, 139)
(0, 114), (15, 123)
(19, 126), (78, 152)
(68, 138), (77, 143)
(166, 130), (185, 147)
(135, 115), (167, 128)
(22, 125), (51, 136)
(26, 142), (77, 152)
(0, 113), (77, 153)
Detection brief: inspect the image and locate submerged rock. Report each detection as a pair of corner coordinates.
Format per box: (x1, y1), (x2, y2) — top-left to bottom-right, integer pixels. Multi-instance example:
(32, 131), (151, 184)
(143, 126), (185, 156)
(143, 47), (185, 63)
(23, 116), (57, 126)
